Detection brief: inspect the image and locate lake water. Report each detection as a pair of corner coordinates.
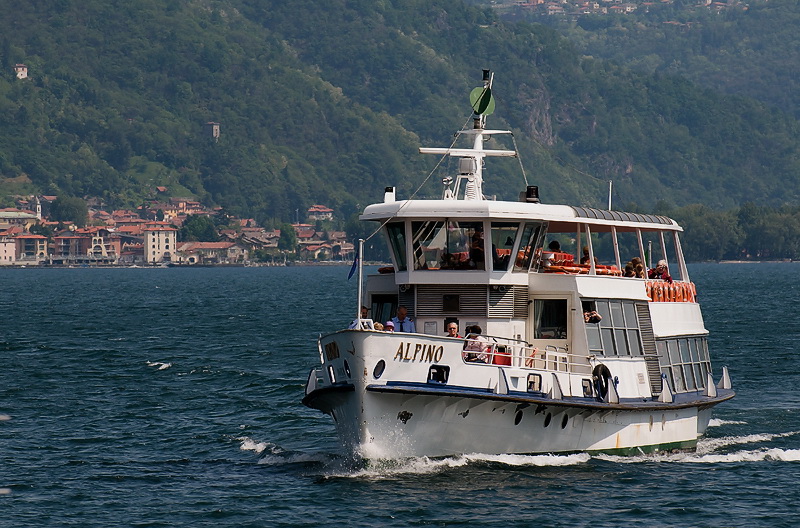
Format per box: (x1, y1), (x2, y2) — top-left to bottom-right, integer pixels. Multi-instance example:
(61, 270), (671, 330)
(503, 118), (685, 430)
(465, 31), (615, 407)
(0, 263), (798, 527)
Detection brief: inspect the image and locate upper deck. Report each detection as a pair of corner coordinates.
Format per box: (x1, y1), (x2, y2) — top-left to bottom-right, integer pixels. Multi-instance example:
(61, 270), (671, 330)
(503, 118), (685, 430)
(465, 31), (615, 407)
(362, 199), (681, 233)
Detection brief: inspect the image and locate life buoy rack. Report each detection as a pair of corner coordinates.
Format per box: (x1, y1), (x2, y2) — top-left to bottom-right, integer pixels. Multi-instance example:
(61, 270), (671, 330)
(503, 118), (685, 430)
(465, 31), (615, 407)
(646, 281), (698, 303)
(592, 364), (613, 401)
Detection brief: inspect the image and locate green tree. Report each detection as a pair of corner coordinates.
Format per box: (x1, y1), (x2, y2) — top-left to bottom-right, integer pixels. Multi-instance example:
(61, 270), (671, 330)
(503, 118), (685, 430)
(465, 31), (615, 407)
(179, 215), (218, 242)
(278, 223), (298, 251)
(49, 196), (88, 227)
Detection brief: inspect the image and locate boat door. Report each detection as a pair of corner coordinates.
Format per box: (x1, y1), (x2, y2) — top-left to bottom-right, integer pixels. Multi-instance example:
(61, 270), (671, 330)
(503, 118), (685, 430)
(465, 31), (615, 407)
(529, 297), (571, 369)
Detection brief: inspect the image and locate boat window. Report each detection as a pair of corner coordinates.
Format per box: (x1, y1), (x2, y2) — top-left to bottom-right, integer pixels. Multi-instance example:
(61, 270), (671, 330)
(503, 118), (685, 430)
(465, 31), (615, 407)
(585, 299), (643, 356)
(490, 222), (518, 271)
(514, 222), (546, 272)
(657, 336), (711, 393)
(370, 295), (397, 326)
(533, 299), (568, 339)
(411, 220), (485, 270)
(386, 222), (407, 271)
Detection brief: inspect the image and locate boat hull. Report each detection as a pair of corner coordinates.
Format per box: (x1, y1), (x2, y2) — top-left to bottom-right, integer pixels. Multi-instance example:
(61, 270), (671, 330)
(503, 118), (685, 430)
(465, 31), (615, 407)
(302, 330), (733, 459)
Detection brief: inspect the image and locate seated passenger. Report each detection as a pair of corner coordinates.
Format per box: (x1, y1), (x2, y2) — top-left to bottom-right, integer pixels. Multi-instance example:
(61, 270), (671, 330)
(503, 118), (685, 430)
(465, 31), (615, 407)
(462, 325), (489, 363)
(580, 246), (599, 265)
(629, 257), (645, 278)
(648, 260), (674, 283)
(623, 263), (636, 277)
(384, 321), (395, 332)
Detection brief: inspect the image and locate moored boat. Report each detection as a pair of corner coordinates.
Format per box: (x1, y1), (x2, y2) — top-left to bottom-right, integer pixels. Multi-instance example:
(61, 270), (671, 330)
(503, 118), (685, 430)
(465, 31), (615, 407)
(302, 70), (734, 459)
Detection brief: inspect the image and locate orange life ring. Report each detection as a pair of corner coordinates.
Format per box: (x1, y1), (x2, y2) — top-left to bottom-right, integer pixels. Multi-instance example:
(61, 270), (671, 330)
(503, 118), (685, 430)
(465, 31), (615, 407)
(675, 282), (684, 302)
(645, 281), (653, 301)
(655, 282), (664, 302)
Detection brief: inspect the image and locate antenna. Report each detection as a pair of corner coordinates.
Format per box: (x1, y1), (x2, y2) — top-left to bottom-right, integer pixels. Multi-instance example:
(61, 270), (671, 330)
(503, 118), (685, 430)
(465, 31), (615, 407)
(608, 180), (613, 210)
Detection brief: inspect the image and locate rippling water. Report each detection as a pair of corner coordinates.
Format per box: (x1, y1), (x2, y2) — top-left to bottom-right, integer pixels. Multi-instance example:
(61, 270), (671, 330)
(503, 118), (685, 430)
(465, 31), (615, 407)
(0, 264), (797, 527)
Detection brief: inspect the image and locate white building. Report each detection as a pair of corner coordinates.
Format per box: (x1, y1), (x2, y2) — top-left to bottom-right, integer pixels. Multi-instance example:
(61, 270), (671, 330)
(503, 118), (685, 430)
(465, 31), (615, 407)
(143, 225), (177, 264)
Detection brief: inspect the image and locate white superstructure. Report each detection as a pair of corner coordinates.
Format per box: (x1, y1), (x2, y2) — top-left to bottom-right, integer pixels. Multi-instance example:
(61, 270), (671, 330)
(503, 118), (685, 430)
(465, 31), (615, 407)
(303, 70), (733, 459)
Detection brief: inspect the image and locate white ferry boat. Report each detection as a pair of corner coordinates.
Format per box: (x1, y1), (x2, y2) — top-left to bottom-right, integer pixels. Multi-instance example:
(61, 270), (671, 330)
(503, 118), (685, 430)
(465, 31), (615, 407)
(302, 70), (734, 459)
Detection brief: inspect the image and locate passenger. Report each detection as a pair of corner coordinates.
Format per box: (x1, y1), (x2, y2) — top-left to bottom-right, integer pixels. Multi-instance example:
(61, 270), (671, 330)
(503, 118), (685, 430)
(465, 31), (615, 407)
(391, 306), (416, 333)
(373, 322), (384, 331)
(630, 258), (646, 278)
(463, 325), (489, 363)
(469, 234), (485, 270)
(580, 246), (599, 265)
(548, 240), (561, 252)
(584, 310), (602, 324)
(623, 263), (636, 277)
(384, 321), (395, 332)
(446, 322), (462, 338)
(648, 259), (674, 283)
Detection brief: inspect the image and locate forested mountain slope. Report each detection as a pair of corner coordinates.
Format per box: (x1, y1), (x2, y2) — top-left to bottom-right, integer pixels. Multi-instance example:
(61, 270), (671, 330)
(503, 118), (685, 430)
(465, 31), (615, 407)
(522, 0), (800, 119)
(1, 0), (798, 224)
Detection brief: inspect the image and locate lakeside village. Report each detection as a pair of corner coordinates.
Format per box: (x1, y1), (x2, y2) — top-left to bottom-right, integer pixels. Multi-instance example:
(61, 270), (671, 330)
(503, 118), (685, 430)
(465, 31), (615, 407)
(0, 195), (355, 267)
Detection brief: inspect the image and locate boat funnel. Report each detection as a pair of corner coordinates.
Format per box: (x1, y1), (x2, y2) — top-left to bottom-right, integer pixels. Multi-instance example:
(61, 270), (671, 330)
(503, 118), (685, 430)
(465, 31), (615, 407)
(384, 186), (396, 203)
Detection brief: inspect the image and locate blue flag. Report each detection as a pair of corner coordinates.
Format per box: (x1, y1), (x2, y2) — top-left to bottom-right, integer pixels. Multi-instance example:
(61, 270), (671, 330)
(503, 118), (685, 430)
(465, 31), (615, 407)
(347, 248), (359, 280)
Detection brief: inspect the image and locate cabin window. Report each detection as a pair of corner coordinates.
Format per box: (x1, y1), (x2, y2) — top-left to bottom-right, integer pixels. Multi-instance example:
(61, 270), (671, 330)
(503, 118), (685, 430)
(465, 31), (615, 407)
(656, 336), (711, 393)
(585, 299), (643, 356)
(386, 222), (407, 271)
(491, 222), (518, 271)
(533, 299), (568, 339)
(411, 220), (485, 270)
(514, 222), (546, 272)
(370, 295), (397, 326)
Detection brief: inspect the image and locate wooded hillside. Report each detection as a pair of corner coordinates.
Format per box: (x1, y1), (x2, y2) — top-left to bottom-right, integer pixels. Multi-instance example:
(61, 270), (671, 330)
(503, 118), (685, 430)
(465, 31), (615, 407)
(1, 0), (799, 226)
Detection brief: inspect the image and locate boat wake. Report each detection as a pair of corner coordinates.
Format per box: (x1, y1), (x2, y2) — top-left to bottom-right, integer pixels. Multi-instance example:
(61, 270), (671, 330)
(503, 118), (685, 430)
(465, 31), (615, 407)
(708, 418), (747, 427)
(279, 428), (800, 479)
(596, 430), (800, 464)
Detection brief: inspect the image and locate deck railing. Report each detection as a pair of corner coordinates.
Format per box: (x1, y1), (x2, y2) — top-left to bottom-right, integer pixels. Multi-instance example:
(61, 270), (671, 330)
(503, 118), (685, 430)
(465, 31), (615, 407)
(465, 335), (592, 375)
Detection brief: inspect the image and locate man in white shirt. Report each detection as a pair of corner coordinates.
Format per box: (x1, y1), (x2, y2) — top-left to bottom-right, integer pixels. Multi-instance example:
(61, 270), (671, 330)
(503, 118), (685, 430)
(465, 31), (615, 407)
(391, 306), (416, 333)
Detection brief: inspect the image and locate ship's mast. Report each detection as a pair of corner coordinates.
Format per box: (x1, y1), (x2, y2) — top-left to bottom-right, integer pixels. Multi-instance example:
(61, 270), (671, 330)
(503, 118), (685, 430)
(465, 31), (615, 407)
(419, 69), (516, 201)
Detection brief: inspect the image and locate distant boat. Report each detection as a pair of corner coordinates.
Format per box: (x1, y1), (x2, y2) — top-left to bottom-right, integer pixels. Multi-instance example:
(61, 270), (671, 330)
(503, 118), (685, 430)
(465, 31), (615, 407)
(302, 70), (734, 459)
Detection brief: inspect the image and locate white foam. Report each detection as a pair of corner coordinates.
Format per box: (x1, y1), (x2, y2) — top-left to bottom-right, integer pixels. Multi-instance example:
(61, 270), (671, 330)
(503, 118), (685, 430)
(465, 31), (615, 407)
(697, 431), (799, 454)
(708, 418), (747, 427)
(463, 452), (591, 467)
(325, 455), (470, 479)
(675, 448), (800, 463)
(238, 436), (270, 454)
(146, 361), (172, 370)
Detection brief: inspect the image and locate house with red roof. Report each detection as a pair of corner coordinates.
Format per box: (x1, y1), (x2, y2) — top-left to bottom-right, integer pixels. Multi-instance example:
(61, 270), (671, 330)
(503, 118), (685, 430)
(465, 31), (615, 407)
(175, 241), (248, 265)
(307, 205), (334, 221)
